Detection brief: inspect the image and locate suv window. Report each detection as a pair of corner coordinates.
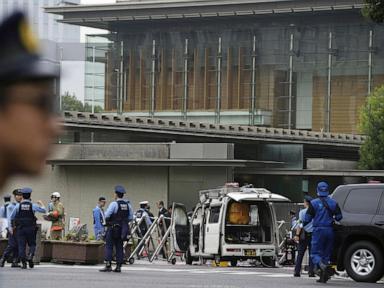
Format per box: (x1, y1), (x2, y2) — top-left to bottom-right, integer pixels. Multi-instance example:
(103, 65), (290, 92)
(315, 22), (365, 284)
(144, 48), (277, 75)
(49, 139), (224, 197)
(343, 188), (382, 214)
(208, 206), (221, 223)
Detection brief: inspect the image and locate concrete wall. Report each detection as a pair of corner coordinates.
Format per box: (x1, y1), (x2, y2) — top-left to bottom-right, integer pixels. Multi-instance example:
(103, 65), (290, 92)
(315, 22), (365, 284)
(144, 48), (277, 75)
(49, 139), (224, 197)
(169, 166), (233, 211)
(307, 158), (358, 170)
(1, 165), (168, 238)
(0, 142), (235, 237)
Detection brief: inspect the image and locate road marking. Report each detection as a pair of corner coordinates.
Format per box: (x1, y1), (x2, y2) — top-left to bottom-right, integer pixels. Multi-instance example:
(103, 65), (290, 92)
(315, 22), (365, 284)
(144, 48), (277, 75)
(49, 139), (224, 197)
(4, 264), (362, 282)
(36, 264), (293, 278)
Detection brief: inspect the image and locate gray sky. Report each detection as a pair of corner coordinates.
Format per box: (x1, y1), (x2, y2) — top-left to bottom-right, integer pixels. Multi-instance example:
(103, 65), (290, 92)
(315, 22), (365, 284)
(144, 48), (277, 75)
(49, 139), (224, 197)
(80, 0), (116, 42)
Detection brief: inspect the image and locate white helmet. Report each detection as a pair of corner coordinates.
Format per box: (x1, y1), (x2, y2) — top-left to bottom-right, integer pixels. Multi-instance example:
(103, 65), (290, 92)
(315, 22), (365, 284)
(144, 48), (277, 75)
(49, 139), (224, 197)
(51, 192), (61, 198)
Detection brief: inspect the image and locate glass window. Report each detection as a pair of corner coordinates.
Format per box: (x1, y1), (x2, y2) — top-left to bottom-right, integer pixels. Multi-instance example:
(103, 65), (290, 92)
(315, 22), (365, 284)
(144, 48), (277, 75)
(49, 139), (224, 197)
(208, 206), (221, 223)
(173, 207), (188, 226)
(344, 188), (382, 214)
(378, 197), (384, 215)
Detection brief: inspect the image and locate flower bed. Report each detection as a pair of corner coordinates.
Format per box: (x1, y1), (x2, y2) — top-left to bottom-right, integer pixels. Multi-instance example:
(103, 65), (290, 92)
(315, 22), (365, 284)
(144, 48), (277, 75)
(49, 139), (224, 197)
(40, 240), (53, 262)
(51, 240), (104, 264)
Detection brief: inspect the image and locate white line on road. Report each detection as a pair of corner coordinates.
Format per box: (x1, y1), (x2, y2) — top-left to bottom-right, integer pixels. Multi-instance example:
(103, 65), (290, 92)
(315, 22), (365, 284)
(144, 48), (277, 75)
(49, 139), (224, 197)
(36, 264), (293, 278)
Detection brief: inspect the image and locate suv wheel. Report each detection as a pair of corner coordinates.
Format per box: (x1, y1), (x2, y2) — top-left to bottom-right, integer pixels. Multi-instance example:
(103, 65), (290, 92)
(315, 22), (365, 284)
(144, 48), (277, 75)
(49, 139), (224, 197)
(344, 241), (383, 283)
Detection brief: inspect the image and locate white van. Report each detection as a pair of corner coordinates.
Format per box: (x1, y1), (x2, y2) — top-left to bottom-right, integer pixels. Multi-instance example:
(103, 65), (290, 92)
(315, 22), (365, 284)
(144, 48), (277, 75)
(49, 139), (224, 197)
(170, 184), (289, 267)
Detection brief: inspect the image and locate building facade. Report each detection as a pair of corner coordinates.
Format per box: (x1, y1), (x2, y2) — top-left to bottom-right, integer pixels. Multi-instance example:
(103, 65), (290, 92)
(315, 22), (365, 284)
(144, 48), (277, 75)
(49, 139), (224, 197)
(0, 0), (85, 103)
(0, 0), (80, 43)
(48, 0), (384, 134)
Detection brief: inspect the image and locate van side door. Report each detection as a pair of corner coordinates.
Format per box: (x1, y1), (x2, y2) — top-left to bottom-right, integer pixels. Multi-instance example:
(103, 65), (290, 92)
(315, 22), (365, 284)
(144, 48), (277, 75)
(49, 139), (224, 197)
(170, 203), (190, 253)
(204, 203), (222, 255)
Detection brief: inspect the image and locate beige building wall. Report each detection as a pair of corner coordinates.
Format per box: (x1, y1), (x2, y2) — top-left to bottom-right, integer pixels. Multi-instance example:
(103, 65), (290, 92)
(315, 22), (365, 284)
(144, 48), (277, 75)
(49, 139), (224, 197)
(1, 165), (168, 238)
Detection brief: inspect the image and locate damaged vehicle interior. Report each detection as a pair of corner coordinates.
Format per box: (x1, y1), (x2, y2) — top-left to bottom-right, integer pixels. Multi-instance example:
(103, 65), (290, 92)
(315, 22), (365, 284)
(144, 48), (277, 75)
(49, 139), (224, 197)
(225, 201), (273, 244)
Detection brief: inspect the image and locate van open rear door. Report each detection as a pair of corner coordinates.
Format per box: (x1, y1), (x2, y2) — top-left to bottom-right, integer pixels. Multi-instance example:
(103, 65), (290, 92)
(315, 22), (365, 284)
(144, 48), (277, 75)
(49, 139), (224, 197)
(204, 203), (222, 255)
(170, 203), (190, 253)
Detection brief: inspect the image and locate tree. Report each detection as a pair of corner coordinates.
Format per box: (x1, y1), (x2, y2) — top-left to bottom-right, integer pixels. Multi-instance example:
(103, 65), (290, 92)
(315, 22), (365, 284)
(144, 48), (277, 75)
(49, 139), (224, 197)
(61, 92), (103, 113)
(359, 85), (384, 169)
(61, 92), (83, 111)
(83, 103), (103, 113)
(363, 0), (384, 23)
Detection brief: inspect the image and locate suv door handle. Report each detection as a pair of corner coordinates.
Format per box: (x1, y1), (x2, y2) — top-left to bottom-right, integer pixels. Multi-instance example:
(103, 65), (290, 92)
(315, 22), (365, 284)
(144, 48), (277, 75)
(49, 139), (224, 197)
(374, 221), (384, 226)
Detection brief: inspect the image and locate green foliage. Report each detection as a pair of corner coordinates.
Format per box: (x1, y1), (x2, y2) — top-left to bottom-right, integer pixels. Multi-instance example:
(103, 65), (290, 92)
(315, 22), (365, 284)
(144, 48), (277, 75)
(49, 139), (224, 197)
(359, 85), (384, 169)
(65, 224), (89, 242)
(363, 0), (384, 23)
(61, 91), (103, 113)
(61, 92), (83, 111)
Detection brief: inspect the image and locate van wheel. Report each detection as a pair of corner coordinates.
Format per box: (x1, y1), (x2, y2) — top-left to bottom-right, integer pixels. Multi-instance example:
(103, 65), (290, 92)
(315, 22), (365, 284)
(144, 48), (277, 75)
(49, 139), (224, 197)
(230, 260), (237, 267)
(344, 241), (383, 283)
(261, 256), (276, 268)
(185, 250), (193, 265)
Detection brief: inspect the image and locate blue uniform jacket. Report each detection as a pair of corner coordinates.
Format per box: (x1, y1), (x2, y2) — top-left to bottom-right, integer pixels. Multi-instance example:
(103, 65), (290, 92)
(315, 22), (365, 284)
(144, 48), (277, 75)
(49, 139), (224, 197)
(305, 196), (342, 228)
(104, 199), (133, 222)
(9, 200), (46, 222)
(0, 202), (11, 218)
(93, 206), (105, 230)
(135, 208), (153, 227)
(298, 208), (313, 233)
(6, 203), (16, 230)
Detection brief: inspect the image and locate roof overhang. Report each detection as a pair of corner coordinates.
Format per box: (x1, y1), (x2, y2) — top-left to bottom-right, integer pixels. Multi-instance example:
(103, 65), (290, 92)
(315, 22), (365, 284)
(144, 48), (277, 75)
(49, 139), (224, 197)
(46, 143), (283, 167)
(236, 169), (384, 177)
(45, 0), (365, 30)
(47, 158), (280, 167)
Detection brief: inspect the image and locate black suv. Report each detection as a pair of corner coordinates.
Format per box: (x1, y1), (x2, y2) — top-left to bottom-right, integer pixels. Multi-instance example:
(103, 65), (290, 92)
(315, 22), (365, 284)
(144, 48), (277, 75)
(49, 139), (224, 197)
(331, 183), (384, 283)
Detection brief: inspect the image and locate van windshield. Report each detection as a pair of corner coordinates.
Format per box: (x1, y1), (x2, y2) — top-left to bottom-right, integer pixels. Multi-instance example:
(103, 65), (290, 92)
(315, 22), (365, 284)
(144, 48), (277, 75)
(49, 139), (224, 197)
(225, 201), (273, 244)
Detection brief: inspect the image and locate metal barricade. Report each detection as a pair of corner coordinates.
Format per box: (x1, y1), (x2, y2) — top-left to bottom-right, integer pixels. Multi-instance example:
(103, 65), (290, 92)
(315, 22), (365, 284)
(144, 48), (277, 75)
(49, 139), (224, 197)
(126, 214), (177, 265)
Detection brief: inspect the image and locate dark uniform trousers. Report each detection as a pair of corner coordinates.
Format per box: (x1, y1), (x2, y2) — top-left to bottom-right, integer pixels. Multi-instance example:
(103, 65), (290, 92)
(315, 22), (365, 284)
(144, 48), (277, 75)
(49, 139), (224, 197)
(294, 232), (314, 275)
(105, 227), (124, 264)
(17, 226), (37, 260)
(2, 231), (18, 260)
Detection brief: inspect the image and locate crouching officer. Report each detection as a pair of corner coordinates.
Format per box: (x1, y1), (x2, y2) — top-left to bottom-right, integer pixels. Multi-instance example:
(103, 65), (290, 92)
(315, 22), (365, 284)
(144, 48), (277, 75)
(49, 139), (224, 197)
(304, 182), (342, 283)
(100, 185), (133, 273)
(0, 189), (23, 268)
(10, 187), (46, 269)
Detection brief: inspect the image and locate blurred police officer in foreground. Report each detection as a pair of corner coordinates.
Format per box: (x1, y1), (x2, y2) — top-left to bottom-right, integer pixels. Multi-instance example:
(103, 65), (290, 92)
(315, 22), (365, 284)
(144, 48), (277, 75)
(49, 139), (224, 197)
(304, 182), (343, 283)
(0, 189), (23, 268)
(100, 185), (133, 273)
(10, 187), (46, 269)
(0, 12), (60, 190)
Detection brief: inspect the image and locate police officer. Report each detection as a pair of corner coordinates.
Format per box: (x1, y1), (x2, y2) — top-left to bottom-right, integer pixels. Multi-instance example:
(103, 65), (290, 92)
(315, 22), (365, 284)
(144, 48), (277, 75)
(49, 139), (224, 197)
(293, 195), (314, 277)
(93, 196), (106, 241)
(0, 189), (23, 267)
(135, 201), (152, 236)
(304, 181), (343, 283)
(9, 187), (46, 269)
(0, 12), (60, 193)
(100, 185), (133, 273)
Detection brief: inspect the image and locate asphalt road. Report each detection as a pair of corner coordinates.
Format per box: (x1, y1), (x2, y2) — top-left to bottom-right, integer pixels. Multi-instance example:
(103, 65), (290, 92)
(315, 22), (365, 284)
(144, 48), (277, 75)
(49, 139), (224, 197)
(0, 261), (381, 288)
